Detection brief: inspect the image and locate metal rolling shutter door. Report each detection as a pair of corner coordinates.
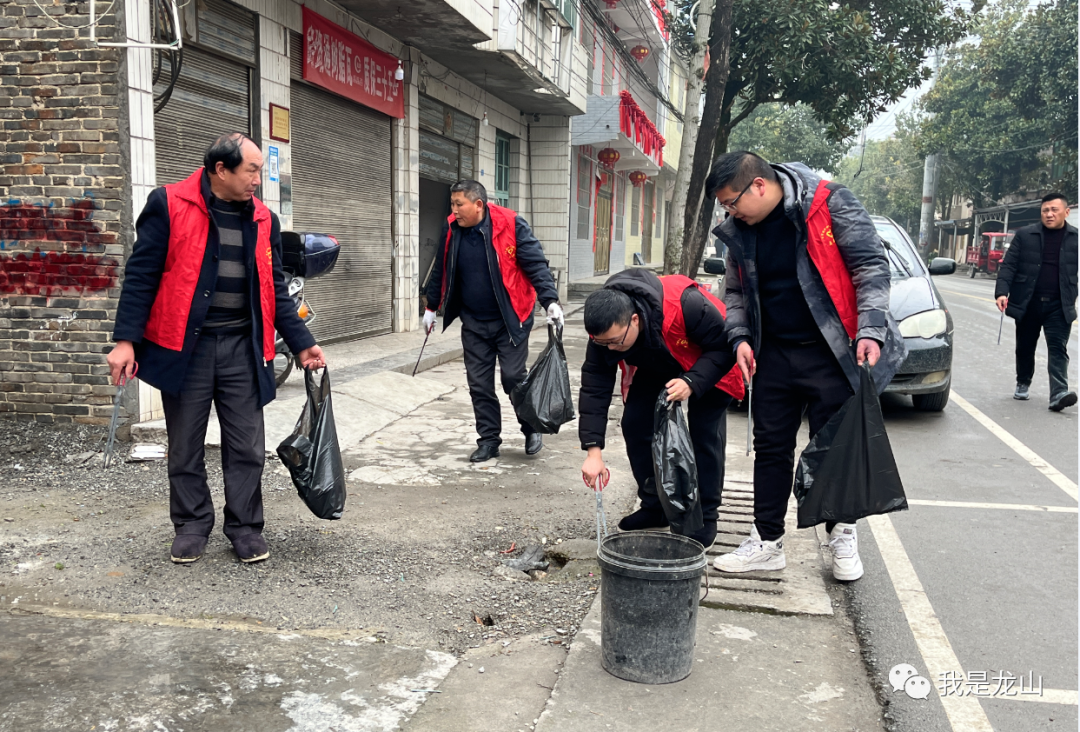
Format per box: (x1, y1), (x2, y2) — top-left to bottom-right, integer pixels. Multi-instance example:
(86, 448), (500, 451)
(290, 34), (393, 342)
(154, 0), (255, 185)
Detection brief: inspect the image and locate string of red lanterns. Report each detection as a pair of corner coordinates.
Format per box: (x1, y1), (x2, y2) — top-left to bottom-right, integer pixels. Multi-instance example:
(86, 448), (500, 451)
(618, 90), (665, 166)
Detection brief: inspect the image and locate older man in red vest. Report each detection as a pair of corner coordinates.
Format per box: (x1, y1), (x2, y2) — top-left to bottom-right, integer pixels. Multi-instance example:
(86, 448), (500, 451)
(578, 269), (743, 549)
(424, 180), (561, 463)
(108, 133), (325, 565)
(707, 151), (905, 581)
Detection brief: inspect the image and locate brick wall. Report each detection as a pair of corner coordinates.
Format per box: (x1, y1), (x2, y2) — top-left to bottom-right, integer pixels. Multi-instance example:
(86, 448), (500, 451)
(0, 0), (128, 424)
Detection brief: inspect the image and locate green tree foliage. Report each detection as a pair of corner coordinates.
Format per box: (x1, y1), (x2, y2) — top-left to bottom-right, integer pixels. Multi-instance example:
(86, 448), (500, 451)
(665, 0), (970, 277)
(835, 118), (925, 234)
(669, 0), (970, 145)
(728, 103), (852, 173)
(917, 0), (1078, 206)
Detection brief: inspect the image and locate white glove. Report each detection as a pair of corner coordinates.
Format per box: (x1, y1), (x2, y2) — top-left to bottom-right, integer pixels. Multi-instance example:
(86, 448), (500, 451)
(546, 302), (565, 329)
(422, 309), (437, 334)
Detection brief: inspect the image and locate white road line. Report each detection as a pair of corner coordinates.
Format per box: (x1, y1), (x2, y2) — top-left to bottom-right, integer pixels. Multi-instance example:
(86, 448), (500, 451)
(950, 391), (1079, 501)
(1002, 689), (1079, 705)
(868, 514), (995, 730)
(907, 499), (1078, 513)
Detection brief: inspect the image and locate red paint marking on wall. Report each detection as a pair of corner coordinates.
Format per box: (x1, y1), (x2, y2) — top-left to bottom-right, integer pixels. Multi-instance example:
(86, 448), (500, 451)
(0, 198), (119, 296)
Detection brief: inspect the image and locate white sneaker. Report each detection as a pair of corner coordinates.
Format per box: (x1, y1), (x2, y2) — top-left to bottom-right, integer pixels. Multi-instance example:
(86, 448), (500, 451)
(713, 525), (786, 573)
(829, 523), (864, 581)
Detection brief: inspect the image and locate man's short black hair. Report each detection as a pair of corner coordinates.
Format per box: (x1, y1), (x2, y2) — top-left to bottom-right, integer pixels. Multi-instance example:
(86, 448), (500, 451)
(583, 288), (635, 336)
(451, 180), (488, 204)
(1041, 192), (1070, 207)
(705, 151), (778, 199)
(204, 132), (252, 173)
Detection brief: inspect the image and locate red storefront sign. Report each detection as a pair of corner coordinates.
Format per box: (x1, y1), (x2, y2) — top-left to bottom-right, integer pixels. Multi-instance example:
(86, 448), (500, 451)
(302, 7), (404, 119)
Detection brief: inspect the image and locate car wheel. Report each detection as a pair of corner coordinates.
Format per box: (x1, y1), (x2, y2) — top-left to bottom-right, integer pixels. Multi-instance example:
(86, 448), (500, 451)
(913, 386), (950, 412)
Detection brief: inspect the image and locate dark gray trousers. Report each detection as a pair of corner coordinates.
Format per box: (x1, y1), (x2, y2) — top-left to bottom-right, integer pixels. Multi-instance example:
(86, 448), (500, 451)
(460, 314), (535, 446)
(1015, 296), (1073, 398)
(161, 331), (265, 540)
(620, 372), (731, 527)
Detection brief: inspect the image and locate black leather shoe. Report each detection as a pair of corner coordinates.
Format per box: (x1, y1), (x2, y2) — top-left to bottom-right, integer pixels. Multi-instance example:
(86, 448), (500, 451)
(170, 534), (208, 564)
(469, 444), (500, 462)
(525, 433), (543, 455)
(684, 522), (718, 549)
(618, 508), (670, 532)
(1049, 391), (1077, 412)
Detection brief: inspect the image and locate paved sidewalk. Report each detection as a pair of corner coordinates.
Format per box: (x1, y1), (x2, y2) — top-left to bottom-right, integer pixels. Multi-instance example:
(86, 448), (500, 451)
(132, 318), (466, 449)
(2, 304), (887, 732)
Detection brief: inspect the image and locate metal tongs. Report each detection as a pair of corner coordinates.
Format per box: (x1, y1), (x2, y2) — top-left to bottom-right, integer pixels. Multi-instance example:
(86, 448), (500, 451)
(745, 375), (753, 456)
(413, 326), (432, 376)
(104, 362), (138, 468)
(585, 468), (611, 550)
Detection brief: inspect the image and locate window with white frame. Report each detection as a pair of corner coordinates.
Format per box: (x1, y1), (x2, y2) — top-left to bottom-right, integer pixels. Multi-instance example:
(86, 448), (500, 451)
(576, 152), (592, 240)
(494, 130), (511, 207)
(615, 174), (625, 241)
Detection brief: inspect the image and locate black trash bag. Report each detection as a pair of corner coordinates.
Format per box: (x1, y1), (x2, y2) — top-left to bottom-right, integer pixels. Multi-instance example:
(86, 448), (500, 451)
(651, 392), (704, 535)
(276, 367), (346, 520)
(794, 363), (907, 529)
(510, 324), (576, 434)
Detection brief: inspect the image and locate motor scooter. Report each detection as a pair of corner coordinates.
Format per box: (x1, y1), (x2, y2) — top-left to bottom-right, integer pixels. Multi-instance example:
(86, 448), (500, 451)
(274, 231), (340, 386)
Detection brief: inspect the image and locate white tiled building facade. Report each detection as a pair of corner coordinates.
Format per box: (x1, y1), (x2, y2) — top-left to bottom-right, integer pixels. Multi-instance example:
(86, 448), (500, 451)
(0, 0), (675, 423)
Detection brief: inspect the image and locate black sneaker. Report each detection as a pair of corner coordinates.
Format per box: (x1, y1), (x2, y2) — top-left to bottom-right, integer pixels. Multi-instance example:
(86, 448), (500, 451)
(170, 535), (208, 564)
(1049, 391), (1077, 412)
(618, 508), (670, 532)
(1014, 383), (1030, 400)
(684, 521), (718, 549)
(232, 533), (269, 563)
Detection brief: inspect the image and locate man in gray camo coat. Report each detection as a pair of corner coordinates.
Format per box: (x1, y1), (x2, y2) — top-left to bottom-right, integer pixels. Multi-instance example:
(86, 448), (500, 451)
(706, 151), (905, 581)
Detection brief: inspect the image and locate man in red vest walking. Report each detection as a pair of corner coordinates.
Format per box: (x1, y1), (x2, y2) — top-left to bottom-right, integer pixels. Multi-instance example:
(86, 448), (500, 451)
(424, 180), (562, 462)
(578, 269), (743, 548)
(108, 133), (325, 565)
(707, 151), (904, 581)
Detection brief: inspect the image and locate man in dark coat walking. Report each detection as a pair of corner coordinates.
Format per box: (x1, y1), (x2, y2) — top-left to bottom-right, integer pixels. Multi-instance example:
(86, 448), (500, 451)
(994, 192), (1078, 410)
(108, 132), (325, 565)
(578, 269), (743, 549)
(424, 180), (562, 462)
(708, 151), (905, 581)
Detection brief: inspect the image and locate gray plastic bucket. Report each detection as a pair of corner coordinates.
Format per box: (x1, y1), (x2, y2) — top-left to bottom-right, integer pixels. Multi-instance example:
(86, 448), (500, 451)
(596, 531), (707, 684)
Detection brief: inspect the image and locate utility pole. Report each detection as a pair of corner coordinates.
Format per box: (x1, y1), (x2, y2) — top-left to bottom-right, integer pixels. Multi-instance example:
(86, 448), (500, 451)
(663, 0), (715, 275)
(918, 47), (943, 257)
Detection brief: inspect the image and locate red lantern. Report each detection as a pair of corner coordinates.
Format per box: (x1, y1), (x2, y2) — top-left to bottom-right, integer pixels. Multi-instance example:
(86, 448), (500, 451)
(630, 45), (650, 62)
(597, 148), (620, 168)
(604, 0), (619, 8)
(629, 171), (647, 187)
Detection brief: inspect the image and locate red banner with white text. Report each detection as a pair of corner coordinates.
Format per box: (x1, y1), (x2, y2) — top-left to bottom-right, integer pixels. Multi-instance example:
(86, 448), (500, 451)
(302, 7), (404, 119)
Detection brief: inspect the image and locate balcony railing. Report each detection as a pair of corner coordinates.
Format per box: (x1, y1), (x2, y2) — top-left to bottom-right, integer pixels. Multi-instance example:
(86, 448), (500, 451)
(571, 90), (664, 173)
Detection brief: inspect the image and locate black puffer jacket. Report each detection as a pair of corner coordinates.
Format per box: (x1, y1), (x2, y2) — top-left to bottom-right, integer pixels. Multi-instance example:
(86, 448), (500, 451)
(424, 210), (558, 347)
(717, 163), (906, 395)
(994, 223), (1078, 322)
(577, 269), (735, 450)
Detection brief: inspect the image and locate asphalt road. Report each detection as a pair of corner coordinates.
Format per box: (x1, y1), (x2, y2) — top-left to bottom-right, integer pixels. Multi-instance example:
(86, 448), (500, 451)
(848, 271), (1078, 732)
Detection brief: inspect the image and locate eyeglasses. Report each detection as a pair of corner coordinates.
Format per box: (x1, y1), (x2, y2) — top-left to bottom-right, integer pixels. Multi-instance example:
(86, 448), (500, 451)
(591, 321), (632, 348)
(719, 180), (755, 213)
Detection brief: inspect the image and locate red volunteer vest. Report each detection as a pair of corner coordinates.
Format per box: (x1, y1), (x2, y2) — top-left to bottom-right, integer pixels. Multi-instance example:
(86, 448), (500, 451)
(441, 203), (536, 324)
(805, 179), (858, 339)
(143, 169), (277, 361)
(618, 275), (745, 402)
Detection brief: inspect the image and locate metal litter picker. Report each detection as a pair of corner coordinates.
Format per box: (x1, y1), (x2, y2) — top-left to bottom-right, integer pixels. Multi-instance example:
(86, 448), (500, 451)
(104, 362), (138, 468)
